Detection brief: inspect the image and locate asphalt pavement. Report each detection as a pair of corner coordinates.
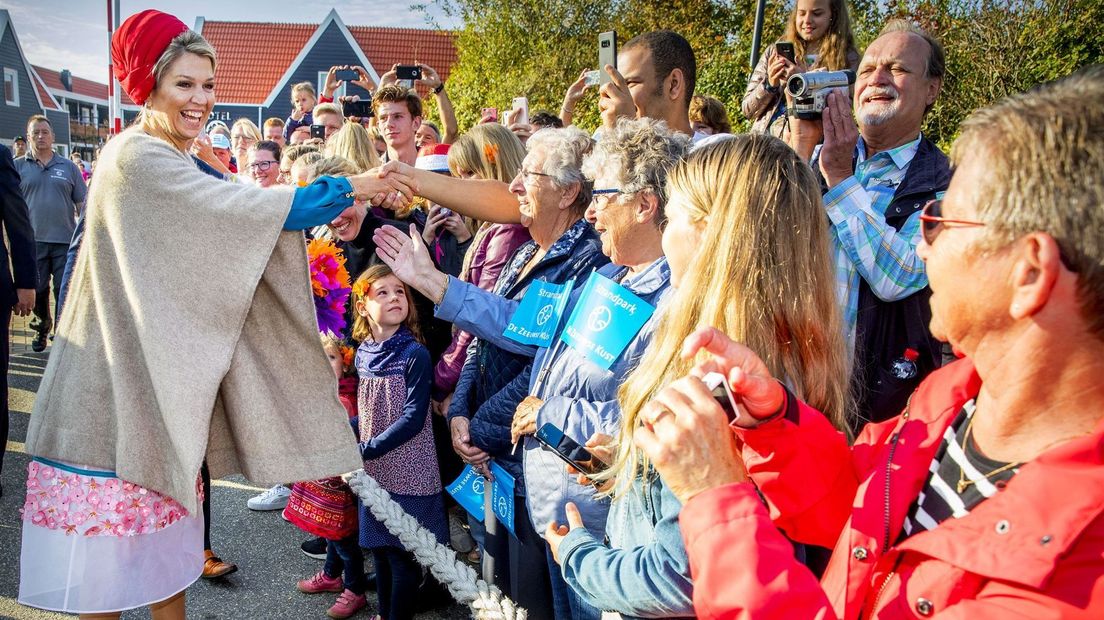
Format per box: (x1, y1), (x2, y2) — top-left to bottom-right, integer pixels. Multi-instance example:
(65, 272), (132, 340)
(1, 316), (469, 620)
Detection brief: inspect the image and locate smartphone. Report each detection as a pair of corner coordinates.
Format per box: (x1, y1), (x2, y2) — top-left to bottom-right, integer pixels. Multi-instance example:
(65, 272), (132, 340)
(598, 31), (618, 86)
(395, 64), (422, 80)
(342, 99), (374, 118)
(481, 107), (498, 123)
(310, 124), (326, 140)
(702, 372), (740, 423)
(335, 68), (359, 82)
(511, 96), (529, 126)
(439, 208), (453, 217)
(776, 42), (796, 64)
(534, 423), (605, 476)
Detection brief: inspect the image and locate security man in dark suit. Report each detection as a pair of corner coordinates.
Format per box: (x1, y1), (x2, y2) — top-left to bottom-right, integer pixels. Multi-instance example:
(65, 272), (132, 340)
(0, 142), (38, 496)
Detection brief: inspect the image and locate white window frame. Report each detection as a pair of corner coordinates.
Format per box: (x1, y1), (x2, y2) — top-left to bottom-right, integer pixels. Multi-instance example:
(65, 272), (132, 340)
(318, 71), (344, 101)
(4, 68), (19, 107)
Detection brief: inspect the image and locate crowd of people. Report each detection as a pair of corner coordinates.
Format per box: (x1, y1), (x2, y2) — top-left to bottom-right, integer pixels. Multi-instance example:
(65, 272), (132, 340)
(2, 3), (1102, 620)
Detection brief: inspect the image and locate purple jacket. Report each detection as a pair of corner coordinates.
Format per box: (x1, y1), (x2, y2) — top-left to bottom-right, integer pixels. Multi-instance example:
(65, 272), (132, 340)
(431, 222), (530, 400)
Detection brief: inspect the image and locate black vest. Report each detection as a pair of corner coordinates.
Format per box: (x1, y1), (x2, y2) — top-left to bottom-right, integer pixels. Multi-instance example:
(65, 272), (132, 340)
(821, 137), (952, 433)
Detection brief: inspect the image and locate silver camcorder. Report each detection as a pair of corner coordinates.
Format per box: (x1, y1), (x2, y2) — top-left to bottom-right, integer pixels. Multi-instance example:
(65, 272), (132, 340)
(785, 70), (856, 120)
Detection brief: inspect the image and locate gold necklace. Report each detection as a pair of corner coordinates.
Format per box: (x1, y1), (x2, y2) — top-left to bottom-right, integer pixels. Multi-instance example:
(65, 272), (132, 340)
(956, 416), (1023, 493)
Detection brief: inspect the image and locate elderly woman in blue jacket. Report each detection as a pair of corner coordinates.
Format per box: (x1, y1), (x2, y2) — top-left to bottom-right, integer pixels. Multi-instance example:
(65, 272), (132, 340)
(374, 118), (691, 620)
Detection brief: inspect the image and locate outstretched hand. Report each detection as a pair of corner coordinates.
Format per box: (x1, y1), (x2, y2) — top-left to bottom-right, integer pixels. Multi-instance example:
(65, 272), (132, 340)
(349, 168), (415, 209)
(373, 224), (439, 289)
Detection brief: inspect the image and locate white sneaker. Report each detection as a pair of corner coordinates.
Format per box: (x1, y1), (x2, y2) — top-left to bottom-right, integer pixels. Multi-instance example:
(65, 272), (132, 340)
(246, 485), (291, 511)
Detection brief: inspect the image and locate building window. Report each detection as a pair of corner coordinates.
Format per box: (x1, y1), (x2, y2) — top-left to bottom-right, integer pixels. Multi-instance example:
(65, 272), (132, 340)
(4, 68), (18, 107)
(318, 71), (344, 101)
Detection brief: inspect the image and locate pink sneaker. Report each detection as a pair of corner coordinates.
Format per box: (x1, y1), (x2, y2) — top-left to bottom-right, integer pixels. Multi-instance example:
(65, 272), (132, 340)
(327, 589), (368, 619)
(297, 570), (344, 594)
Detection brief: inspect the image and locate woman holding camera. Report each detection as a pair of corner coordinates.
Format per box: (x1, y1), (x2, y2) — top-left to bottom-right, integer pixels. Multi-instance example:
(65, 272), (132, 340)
(742, 0), (859, 139)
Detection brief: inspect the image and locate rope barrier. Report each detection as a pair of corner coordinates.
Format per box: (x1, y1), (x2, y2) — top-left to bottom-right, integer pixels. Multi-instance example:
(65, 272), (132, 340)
(347, 470), (527, 620)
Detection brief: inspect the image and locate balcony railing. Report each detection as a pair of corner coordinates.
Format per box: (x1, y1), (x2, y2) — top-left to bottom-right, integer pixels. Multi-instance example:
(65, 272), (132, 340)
(69, 120), (109, 143)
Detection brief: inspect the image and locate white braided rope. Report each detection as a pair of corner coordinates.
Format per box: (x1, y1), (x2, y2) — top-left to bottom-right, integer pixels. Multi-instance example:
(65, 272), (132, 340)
(347, 470), (527, 620)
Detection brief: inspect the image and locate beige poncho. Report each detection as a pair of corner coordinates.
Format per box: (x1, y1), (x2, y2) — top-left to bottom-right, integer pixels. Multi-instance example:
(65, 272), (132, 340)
(25, 128), (362, 513)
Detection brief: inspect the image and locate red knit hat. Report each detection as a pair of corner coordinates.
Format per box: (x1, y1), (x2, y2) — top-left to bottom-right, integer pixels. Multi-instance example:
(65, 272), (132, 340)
(111, 10), (189, 106)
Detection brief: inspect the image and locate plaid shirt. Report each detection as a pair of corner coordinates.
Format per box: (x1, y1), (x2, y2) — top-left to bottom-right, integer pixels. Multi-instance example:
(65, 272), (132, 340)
(814, 136), (937, 344)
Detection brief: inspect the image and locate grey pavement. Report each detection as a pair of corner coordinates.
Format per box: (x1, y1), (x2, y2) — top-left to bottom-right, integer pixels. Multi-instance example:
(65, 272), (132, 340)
(1, 314), (469, 619)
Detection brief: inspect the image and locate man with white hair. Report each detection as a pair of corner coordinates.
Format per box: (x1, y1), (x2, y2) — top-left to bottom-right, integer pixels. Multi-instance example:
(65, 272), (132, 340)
(791, 20), (951, 429)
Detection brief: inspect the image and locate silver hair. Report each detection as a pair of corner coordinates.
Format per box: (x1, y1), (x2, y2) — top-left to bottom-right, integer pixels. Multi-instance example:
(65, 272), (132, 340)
(582, 117), (690, 222)
(525, 126), (594, 211)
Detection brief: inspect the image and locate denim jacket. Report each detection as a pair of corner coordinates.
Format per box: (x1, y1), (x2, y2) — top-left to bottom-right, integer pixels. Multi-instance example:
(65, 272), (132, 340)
(557, 471), (694, 619)
(445, 219), (608, 491)
(438, 257), (671, 537)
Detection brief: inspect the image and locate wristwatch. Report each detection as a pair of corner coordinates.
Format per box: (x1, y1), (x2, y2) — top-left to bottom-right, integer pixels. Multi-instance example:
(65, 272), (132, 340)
(764, 82), (779, 95)
(433, 83), (445, 95)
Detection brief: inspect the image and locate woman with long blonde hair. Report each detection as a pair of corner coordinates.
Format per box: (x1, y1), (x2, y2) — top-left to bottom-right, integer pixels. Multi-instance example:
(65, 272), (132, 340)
(325, 122), (381, 173)
(545, 134), (850, 619)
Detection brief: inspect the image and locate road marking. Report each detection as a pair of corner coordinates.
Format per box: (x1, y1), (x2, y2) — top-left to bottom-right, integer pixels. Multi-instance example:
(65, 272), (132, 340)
(0, 596), (75, 618)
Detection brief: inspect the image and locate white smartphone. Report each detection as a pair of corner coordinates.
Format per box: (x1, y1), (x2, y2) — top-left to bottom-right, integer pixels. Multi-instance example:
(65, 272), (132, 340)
(702, 372), (740, 423)
(512, 96), (529, 126)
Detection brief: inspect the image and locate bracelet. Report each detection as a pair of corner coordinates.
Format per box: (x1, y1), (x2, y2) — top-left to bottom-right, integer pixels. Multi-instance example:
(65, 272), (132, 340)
(433, 83), (445, 95)
(764, 83), (779, 95)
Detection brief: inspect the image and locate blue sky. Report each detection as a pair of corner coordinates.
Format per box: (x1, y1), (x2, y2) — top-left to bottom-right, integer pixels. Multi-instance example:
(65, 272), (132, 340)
(1, 1), (461, 82)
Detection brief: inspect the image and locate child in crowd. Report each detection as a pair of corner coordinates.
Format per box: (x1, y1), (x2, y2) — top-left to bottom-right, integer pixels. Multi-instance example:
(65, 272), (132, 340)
(289, 335), (369, 620)
(284, 81), (318, 143)
(351, 265), (448, 620)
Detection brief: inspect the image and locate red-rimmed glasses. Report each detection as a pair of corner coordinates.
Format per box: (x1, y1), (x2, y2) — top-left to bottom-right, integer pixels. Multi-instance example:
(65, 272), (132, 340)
(918, 199), (986, 245)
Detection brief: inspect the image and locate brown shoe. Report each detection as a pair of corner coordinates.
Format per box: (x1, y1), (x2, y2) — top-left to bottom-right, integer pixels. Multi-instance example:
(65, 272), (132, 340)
(202, 549), (238, 579)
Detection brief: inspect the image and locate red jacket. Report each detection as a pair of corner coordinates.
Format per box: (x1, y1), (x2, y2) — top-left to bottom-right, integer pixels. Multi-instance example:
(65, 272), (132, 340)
(680, 359), (1104, 619)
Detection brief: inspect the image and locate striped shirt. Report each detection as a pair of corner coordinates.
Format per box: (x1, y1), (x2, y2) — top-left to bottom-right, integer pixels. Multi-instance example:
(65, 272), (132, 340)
(813, 136), (937, 344)
(901, 399), (1020, 539)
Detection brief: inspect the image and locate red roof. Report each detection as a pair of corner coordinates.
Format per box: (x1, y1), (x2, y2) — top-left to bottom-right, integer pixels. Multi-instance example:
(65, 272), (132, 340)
(200, 19), (457, 104)
(31, 71), (59, 110)
(33, 65), (135, 105)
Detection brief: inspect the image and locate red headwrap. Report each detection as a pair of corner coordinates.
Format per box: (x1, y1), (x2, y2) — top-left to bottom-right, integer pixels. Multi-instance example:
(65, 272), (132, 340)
(111, 10), (189, 106)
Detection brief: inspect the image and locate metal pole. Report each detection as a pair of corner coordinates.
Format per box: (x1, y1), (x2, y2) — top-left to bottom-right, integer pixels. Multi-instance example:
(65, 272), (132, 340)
(107, 0), (122, 135)
(482, 479), (496, 583)
(750, 0), (768, 69)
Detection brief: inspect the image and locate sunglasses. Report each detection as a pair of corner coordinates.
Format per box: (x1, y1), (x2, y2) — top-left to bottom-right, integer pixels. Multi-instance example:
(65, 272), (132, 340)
(918, 199), (986, 245)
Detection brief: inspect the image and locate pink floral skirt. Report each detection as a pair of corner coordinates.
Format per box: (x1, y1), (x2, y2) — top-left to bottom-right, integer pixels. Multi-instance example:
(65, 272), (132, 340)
(18, 458), (204, 613)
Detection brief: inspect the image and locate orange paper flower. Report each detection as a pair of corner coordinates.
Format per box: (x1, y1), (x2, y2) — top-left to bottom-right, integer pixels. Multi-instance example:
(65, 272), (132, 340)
(483, 143), (499, 166)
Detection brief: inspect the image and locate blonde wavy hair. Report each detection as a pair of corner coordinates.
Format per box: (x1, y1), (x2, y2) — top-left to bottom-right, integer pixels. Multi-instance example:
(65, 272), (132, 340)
(601, 134), (851, 497)
(447, 123), (526, 183)
(325, 122), (382, 173)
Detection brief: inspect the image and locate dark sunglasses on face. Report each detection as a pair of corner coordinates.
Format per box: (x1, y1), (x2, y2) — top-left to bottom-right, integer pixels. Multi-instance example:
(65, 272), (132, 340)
(918, 199), (986, 245)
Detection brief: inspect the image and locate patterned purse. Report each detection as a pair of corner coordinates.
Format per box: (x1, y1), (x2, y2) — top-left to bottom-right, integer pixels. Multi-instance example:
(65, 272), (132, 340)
(283, 476), (358, 540)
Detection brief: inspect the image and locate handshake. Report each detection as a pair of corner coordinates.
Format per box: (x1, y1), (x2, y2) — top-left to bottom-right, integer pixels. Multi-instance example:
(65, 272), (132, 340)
(348, 162), (419, 210)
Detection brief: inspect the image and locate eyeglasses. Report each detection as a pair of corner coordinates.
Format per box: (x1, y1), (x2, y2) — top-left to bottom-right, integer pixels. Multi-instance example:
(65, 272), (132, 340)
(518, 168), (552, 183)
(231, 134), (255, 144)
(591, 188), (636, 209)
(918, 199), (986, 245)
(248, 160), (277, 172)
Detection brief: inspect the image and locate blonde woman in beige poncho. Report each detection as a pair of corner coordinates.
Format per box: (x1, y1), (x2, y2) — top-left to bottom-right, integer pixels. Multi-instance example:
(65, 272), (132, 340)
(17, 10), (415, 619)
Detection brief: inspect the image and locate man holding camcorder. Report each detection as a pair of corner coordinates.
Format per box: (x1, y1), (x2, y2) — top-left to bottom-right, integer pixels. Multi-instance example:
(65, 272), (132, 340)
(790, 20), (951, 430)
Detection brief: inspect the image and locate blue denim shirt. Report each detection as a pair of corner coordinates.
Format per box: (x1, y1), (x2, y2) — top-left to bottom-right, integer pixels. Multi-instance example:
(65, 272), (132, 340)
(437, 257), (671, 539)
(557, 472), (694, 619)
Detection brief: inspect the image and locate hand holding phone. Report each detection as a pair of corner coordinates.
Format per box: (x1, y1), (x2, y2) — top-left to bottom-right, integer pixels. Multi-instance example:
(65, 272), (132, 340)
(395, 64), (423, 81)
(335, 68), (359, 82)
(310, 124), (326, 140)
(598, 31), (618, 86)
(480, 107), (498, 124)
(702, 372), (740, 423)
(511, 97), (530, 127)
(775, 42), (797, 64)
(535, 423), (606, 477)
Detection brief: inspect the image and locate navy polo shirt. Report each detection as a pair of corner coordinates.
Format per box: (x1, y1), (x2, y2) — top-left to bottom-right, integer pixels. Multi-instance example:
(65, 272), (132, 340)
(14, 152), (87, 244)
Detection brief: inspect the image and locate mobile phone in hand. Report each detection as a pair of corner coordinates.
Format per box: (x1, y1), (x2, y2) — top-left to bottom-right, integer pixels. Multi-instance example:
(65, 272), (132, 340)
(512, 97), (529, 126)
(702, 372), (740, 423)
(342, 99), (374, 118)
(776, 42), (796, 64)
(535, 423), (605, 476)
(395, 65), (422, 80)
(598, 31), (618, 86)
(481, 107), (498, 123)
(310, 124), (326, 140)
(335, 68), (359, 82)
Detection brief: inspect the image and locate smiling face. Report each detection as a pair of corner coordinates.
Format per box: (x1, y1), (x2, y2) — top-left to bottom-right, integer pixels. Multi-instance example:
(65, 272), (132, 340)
(328, 202), (368, 241)
(794, 0), (832, 44)
(415, 123), (438, 150)
(854, 31), (939, 130)
(249, 147), (280, 187)
(144, 52), (215, 150)
(508, 148), (565, 231)
(356, 274), (410, 337)
(586, 168), (644, 266)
